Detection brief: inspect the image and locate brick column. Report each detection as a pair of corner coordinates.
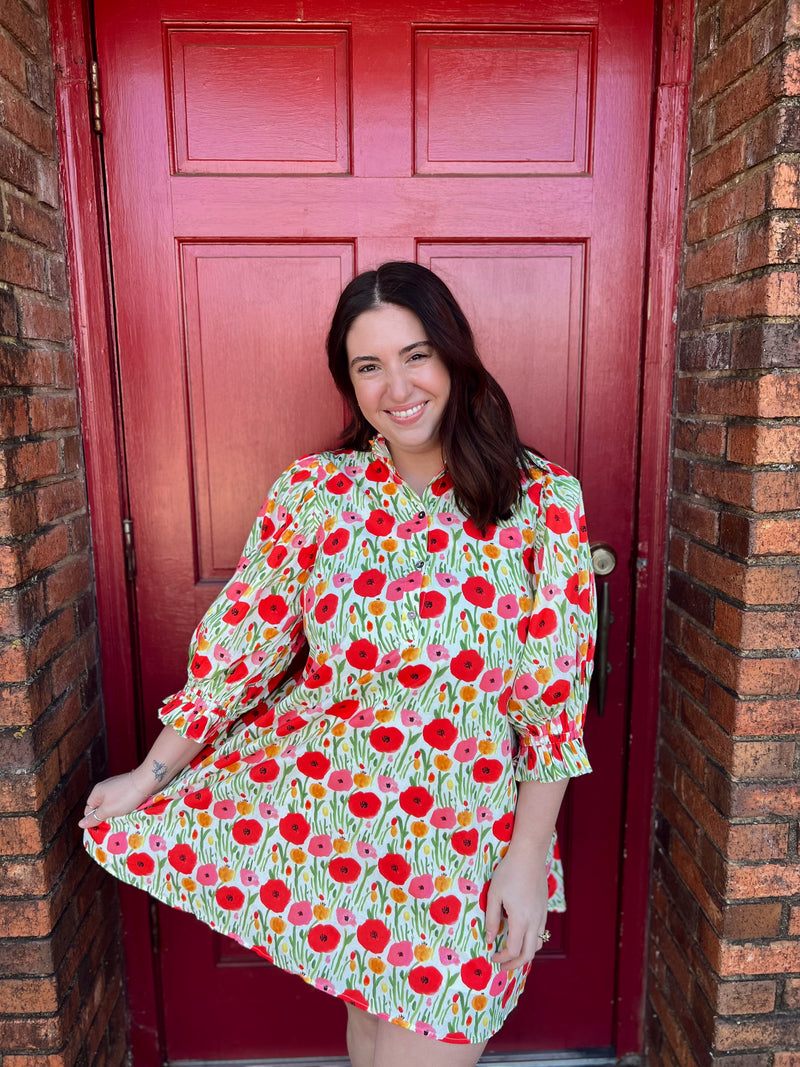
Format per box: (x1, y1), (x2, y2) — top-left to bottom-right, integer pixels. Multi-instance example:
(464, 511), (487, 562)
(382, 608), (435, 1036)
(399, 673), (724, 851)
(648, 0), (800, 1064)
(0, 2), (127, 1064)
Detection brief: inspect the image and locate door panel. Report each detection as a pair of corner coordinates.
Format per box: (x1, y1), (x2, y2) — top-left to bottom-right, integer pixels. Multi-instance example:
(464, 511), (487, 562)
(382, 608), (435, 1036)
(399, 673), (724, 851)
(94, 0), (654, 1058)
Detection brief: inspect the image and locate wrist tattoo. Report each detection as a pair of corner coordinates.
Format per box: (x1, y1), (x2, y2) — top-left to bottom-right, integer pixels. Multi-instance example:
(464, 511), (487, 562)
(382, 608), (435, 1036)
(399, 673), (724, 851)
(152, 759), (168, 783)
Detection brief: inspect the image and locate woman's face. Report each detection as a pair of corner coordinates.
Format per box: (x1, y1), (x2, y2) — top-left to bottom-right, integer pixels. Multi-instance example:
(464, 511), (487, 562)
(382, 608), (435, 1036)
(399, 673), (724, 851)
(345, 304), (451, 462)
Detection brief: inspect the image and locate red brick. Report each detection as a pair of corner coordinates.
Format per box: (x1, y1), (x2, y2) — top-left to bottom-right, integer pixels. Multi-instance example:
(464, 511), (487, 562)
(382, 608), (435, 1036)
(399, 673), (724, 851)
(23, 524), (70, 578)
(35, 478), (84, 524)
(682, 618), (800, 695)
(737, 216), (800, 273)
(785, 978), (800, 1010)
(26, 395), (77, 433)
(0, 238), (46, 291)
(695, 30), (753, 104)
(17, 295), (71, 343)
(671, 836), (724, 929)
(693, 463), (800, 512)
(728, 862), (800, 899)
(0, 30), (27, 91)
(0, 344), (53, 386)
(707, 171), (768, 236)
(715, 54), (782, 139)
(727, 422), (800, 464)
(671, 497), (720, 544)
(703, 272), (800, 324)
(709, 685), (800, 736)
(0, 674), (52, 726)
(1, 0), (43, 55)
(0, 751), (60, 812)
(0, 396), (28, 437)
(49, 627), (97, 698)
(721, 902), (783, 940)
(680, 331), (732, 371)
(0, 439), (60, 489)
(715, 1016), (800, 1051)
(715, 978), (776, 1015)
(687, 203), (708, 244)
(6, 193), (62, 250)
(789, 905), (800, 936)
(0, 128), (36, 193)
(727, 781), (800, 818)
(0, 814), (45, 856)
(770, 161), (800, 208)
(0, 582), (45, 637)
(0, 83), (54, 154)
(675, 764), (728, 850)
(685, 234), (738, 287)
(726, 822), (789, 861)
(44, 555), (91, 612)
(690, 135), (747, 200)
(775, 1057), (800, 1067)
(715, 601), (800, 651)
(695, 373), (800, 417)
(729, 738), (796, 779)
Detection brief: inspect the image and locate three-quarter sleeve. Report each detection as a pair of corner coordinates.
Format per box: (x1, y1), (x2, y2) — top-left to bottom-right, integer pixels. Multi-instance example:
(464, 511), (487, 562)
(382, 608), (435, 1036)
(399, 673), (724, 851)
(158, 457), (323, 746)
(507, 468), (597, 783)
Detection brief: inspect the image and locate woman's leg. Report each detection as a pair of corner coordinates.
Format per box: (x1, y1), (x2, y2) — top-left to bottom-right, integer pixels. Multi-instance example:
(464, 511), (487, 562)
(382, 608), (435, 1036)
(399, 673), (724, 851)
(345, 1004), (380, 1067)
(373, 1017), (487, 1067)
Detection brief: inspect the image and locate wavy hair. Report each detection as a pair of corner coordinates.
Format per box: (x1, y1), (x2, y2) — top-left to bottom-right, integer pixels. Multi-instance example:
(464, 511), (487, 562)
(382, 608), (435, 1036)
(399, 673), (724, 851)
(326, 262), (535, 529)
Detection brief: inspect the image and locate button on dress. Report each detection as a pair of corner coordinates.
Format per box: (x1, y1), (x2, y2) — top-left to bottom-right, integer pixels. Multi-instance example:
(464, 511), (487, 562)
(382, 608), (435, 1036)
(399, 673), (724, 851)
(84, 437), (596, 1044)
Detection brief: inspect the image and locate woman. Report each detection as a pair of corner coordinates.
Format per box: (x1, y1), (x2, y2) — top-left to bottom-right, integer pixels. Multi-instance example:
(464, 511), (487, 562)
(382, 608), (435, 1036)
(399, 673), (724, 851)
(81, 262), (596, 1066)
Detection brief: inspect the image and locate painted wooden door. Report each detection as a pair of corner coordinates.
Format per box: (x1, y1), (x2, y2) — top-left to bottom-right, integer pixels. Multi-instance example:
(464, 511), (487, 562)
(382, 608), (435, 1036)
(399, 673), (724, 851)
(93, 0), (654, 1059)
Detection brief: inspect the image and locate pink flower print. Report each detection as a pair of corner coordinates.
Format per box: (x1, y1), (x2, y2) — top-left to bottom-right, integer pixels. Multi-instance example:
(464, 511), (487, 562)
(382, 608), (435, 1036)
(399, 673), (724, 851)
(408, 874), (435, 898)
(426, 644), (450, 662)
(556, 654), (577, 672)
(378, 775), (399, 794)
(236, 555), (251, 571)
(212, 644), (233, 664)
(148, 834), (166, 852)
(415, 1023), (438, 1038)
(401, 708), (423, 726)
(431, 807), (457, 829)
(404, 572), (423, 591)
(225, 581), (249, 601)
(490, 971), (509, 997)
(514, 673), (539, 699)
(476, 807), (494, 823)
(454, 739), (477, 763)
(243, 748), (266, 765)
(540, 582), (560, 601)
(309, 834), (333, 856)
(437, 512), (460, 525)
(213, 800), (236, 820)
(501, 738), (512, 756)
(336, 907), (357, 927)
(279, 744), (298, 761)
(386, 579), (407, 601)
(275, 505), (288, 524)
(350, 708), (376, 728)
(375, 651), (400, 673)
(249, 649), (268, 667)
(435, 572), (458, 588)
(438, 946), (460, 966)
(479, 668), (504, 692)
(106, 832), (128, 854)
(316, 977), (337, 993)
(240, 869), (259, 886)
(333, 572), (352, 587)
(290, 532), (308, 549)
(197, 864), (218, 885)
(357, 841), (378, 859)
(288, 901), (312, 925)
(304, 587), (316, 611)
(387, 940), (414, 966)
(499, 527), (523, 549)
(458, 877), (480, 895)
(497, 594), (520, 619)
(328, 768), (354, 791)
(258, 802), (279, 820)
(341, 510), (362, 523)
(343, 465), (360, 479)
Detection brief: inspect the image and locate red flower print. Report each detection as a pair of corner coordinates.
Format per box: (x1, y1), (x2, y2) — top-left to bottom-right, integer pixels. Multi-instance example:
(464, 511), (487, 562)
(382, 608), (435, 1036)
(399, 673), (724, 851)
(419, 590), (447, 617)
(422, 717), (458, 751)
(369, 726), (404, 753)
(87, 821), (110, 843)
(408, 966), (443, 994)
(443, 1032), (470, 1044)
(279, 812), (311, 844)
(522, 546), (536, 574)
(450, 649), (485, 682)
(216, 885), (245, 911)
(346, 639), (379, 671)
(341, 989), (369, 1010)
(450, 829), (478, 855)
(184, 787), (213, 809)
(429, 895), (462, 925)
(323, 528), (350, 555)
(576, 509), (588, 542)
(260, 516), (275, 540)
(579, 588), (593, 614)
(527, 481), (542, 506)
(545, 504), (572, 534)
(427, 529), (449, 552)
(126, 852), (155, 876)
(365, 509), (394, 535)
(462, 577), (496, 608)
(249, 759), (279, 783)
(430, 472), (452, 496)
(297, 751), (331, 779)
(222, 601), (248, 625)
(357, 919), (391, 953)
(564, 574), (581, 604)
(365, 459), (390, 482)
(328, 857), (362, 883)
(326, 699), (359, 719)
(266, 544), (288, 568)
(473, 758), (503, 783)
(529, 608), (558, 639)
(224, 661), (248, 685)
(142, 797), (171, 816)
(326, 473), (353, 495)
(378, 853), (411, 885)
(492, 813), (515, 842)
(305, 663), (333, 689)
(308, 924), (342, 953)
(353, 569), (387, 597)
(461, 956), (492, 991)
(186, 716), (210, 740)
(348, 792), (382, 819)
(298, 543), (318, 570)
(542, 680), (571, 706)
(190, 653), (212, 678)
(258, 595), (289, 624)
(397, 664), (432, 689)
(260, 878), (291, 911)
(463, 518), (497, 542)
(399, 786), (434, 817)
(232, 819), (263, 846)
(168, 843), (197, 874)
(479, 881), (491, 912)
(517, 615), (530, 643)
(314, 593), (339, 623)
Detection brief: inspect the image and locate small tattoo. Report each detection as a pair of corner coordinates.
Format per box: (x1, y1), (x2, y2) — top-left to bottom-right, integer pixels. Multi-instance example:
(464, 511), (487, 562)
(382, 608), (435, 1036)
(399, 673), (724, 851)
(152, 759), (167, 783)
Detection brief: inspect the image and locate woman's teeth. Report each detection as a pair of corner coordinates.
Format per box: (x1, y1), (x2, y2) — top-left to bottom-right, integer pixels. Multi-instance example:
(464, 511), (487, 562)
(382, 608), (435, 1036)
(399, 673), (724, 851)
(389, 403), (425, 420)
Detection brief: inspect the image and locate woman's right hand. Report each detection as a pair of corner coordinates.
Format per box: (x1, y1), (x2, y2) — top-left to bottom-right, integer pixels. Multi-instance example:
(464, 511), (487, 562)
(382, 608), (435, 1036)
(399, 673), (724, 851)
(78, 770), (154, 829)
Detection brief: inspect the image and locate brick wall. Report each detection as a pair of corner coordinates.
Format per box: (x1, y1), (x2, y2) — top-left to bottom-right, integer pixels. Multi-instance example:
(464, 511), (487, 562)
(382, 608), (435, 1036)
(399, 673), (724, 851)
(648, 0), (800, 1064)
(0, 2), (127, 1064)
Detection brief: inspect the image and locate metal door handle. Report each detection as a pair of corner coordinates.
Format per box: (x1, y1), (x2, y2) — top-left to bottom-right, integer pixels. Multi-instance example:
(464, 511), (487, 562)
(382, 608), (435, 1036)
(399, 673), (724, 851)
(590, 543), (617, 717)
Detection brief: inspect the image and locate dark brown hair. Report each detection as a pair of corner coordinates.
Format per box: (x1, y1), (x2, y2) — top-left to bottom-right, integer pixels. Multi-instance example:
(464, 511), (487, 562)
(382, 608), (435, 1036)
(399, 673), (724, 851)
(326, 261), (535, 529)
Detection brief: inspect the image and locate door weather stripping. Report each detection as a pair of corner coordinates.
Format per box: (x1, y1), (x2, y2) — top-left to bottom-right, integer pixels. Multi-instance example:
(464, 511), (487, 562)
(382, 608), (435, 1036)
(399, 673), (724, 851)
(122, 518), (136, 581)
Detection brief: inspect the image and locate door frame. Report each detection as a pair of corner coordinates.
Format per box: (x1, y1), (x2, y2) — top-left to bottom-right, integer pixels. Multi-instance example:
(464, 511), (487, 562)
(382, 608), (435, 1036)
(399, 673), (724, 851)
(49, 0), (693, 1060)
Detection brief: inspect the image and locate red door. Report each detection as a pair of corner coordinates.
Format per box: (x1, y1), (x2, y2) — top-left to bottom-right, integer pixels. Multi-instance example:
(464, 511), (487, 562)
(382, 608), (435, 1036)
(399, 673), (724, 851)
(93, 0), (654, 1059)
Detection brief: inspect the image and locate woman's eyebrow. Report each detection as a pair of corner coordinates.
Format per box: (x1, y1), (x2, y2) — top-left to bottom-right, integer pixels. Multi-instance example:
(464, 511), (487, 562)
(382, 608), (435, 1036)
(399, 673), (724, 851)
(399, 340), (433, 355)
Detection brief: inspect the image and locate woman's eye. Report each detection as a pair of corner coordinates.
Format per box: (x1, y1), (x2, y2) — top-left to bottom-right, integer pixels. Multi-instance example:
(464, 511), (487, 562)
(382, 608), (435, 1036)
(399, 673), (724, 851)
(356, 363), (378, 374)
(409, 351), (430, 362)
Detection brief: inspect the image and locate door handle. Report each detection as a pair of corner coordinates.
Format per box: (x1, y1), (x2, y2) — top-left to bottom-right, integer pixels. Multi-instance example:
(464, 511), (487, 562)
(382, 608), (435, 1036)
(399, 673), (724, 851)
(590, 543), (617, 717)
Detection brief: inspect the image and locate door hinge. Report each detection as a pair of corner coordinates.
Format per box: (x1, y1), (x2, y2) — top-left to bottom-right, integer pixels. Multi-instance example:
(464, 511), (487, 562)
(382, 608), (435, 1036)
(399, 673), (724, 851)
(90, 60), (102, 133)
(122, 517), (136, 581)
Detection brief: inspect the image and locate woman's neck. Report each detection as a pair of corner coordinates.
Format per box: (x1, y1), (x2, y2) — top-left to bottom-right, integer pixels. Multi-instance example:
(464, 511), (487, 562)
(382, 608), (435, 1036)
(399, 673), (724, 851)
(389, 446), (444, 498)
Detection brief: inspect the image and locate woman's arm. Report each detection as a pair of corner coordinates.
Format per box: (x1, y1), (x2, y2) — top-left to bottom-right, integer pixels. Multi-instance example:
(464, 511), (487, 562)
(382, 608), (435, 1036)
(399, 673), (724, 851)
(78, 725), (203, 829)
(485, 778), (569, 969)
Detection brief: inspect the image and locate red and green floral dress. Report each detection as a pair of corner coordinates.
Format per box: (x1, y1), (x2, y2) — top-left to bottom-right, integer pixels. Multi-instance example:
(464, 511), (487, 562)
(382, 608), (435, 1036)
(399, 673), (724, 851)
(84, 437), (595, 1043)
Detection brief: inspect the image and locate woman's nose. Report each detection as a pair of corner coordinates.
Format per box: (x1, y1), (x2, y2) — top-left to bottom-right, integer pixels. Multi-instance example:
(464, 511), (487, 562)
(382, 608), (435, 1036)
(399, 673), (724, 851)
(384, 365), (413, 401)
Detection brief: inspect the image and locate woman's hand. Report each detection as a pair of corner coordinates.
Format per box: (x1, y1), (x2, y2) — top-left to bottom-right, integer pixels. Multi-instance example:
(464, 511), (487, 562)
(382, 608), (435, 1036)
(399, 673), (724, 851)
(485, 846), (550, 970)
(78, 769), (154, 829)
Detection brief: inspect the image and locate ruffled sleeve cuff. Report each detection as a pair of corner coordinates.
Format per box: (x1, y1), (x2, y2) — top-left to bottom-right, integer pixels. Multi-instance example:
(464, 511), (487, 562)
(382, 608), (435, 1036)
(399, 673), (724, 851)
(158, 688), (229, 746)
(514, 731), (593, 783)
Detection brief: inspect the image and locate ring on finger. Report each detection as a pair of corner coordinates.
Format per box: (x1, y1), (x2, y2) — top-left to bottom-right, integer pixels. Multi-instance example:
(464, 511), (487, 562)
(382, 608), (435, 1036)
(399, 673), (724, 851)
(538, 930), (551, 943)
(85, 807), (99, 820)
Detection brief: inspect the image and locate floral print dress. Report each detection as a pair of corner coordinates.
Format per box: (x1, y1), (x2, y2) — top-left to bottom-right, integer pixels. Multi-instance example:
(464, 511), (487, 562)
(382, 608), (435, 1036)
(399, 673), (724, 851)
(84, 437), (596, 1044)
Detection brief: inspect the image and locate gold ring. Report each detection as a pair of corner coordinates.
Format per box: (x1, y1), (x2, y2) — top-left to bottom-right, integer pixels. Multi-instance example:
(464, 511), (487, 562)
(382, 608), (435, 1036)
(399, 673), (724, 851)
(538, 930), (551, 943)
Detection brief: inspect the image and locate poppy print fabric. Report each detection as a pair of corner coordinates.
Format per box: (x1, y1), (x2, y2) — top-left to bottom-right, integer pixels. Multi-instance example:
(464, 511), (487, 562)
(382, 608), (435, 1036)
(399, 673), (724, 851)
(85, 437), (596, 1043)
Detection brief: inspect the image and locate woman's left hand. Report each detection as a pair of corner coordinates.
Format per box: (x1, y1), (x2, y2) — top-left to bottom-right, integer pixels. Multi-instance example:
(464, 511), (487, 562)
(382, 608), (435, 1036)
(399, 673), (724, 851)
(485, 846), (550, 970)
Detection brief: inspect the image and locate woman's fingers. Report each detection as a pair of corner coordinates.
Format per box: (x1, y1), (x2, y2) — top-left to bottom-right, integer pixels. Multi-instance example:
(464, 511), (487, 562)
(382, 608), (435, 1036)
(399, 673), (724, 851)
(484, 886), (503, 946)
